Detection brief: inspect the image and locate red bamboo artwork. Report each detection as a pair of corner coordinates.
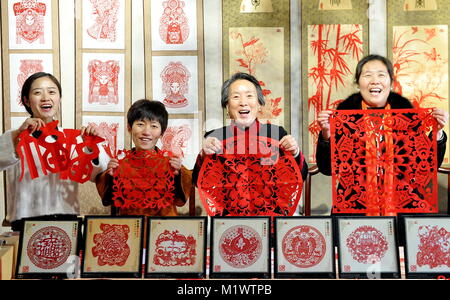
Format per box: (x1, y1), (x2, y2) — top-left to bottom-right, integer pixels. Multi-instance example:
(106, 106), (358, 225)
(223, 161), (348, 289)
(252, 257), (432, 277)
(307, 24), (363, 163)
(230, 28), (284, 125)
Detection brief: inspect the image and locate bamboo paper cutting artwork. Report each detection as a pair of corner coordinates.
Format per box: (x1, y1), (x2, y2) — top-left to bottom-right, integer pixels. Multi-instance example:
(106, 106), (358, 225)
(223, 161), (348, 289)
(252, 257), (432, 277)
(82, 0), (125, 49)
(307, 24), (363, 163)
(229, 27), (284, 126)
(330, 108), (438, 216)
(151, 0), (197, 51)
(392, 25), (448, 163)
(9, 0), (53, 49)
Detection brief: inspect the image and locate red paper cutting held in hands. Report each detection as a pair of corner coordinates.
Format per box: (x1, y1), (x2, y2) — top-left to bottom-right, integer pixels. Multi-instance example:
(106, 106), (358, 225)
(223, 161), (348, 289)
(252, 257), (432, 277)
(330, 108), (438, 216)
(16, 120), (104, 183)
(197, 135), (303, 216)
(111, 149), (175, 210)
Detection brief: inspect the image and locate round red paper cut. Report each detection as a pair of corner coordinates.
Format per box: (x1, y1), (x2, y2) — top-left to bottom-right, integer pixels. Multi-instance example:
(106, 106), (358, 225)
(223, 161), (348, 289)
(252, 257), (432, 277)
(27, 226), (72, 269)
(198, 135), (303, 216)
(92, 223), (131, 267)
(346, 226), (388, 264)
(282, 225), (326, 268)
(219, 225), (262, 268)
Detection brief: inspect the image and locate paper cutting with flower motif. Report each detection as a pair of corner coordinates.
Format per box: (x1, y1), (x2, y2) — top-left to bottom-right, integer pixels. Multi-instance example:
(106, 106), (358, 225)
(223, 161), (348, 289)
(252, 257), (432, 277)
(330, 108), (438, 215)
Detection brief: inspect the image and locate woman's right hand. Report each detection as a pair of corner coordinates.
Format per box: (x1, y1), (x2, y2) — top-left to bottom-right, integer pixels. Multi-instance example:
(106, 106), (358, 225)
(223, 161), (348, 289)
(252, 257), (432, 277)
(12, 118), (46, 146)
(202, 136), (222, 155)
(106, 158), (119, 176)
(317, 110), (333, 140)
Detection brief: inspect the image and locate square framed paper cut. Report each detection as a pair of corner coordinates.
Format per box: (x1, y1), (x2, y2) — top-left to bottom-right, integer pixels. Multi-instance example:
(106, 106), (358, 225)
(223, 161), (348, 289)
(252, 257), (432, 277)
(336, 216), (400, 279)
(210, 216), (271, 279)
(81, 215), (144, 278)
(145, 216), (207, 278)
(402, 215), (450, 279)
(274, 216), (335, 279)
(15, 216), (82, 279)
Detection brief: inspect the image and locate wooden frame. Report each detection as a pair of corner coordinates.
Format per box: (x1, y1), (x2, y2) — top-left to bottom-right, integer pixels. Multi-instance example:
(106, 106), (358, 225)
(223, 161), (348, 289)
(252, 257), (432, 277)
(81, 215), (144, 278)
(15, 215), (82, 279)
(210, 216), (271, 279)
(336, 216), (400, 279)
(401, 215), (450, 279)
(144, 216), (207, 278)
(274, 216), (335, 279)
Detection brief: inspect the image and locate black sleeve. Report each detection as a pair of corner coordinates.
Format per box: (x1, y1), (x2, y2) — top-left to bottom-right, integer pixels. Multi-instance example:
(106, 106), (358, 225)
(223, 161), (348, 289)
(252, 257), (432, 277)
(315, 131), (332, 176)
(437, 131), (447, 168)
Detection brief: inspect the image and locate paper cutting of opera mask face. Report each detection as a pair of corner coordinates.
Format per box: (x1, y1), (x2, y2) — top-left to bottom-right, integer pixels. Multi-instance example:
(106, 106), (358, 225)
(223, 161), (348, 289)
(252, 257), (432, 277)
(161, 61), (191, 108)
(159, 0), (189, 44)
(88, 59), (120, 105)
(17, 59), (44, 105)
(13, 0), (46, 44)
(86, 0), (120, 42)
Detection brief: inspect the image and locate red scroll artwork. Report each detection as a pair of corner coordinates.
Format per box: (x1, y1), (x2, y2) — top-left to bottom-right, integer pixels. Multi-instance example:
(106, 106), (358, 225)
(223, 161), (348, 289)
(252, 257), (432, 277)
(330, 108), (438, 215)
(16, 120), (104, 183)
(197, 135), (303, 216)
(111, 150), (175, 210)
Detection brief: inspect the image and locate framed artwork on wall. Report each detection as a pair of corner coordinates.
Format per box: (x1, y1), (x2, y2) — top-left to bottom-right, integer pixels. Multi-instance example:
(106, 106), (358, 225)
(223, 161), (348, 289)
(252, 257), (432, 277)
(210, 216), (271, 279)
(336, 216), (400, 279)
(145, 216), (207, 278)
(274, 216), (335, 279)
(81, 215), (144, 278)
(402, 215), (450, 279)
(15, 216), (82, 279)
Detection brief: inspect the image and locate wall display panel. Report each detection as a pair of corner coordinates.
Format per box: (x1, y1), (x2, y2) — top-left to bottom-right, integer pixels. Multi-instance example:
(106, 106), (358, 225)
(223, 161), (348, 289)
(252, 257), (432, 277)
(229, 27), (285, 126)
(387, 0), (449, 165)
(223, 0), (290, 129)
(301, 0), (369, 163)
(151, 55), (199, 114)
(82, 0), (126, 49)
(150, 0), (198, 51)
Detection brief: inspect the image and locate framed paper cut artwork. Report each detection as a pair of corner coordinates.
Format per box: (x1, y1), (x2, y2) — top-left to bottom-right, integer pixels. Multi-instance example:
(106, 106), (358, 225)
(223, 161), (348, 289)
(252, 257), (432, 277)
(336, 217), (400, 279)
(15, 216), (82, 279)
(82, 0), (126, 49)
(150, 0), (198, 51)
(210, 217), (271, 279)
(402, 215), (450, 279)
(152, 56), (198, 114)
(9, 53), (53, 113)
(81, 216), (144, 278)
(229, 27), (285, 126)
(7, 0), (54, 50)
(145, 217), (207, 278)
(274, 217), (335, 279)
(82, 115), (125, 158)
(82, 52), (125, 112)
(157, 118), (200, 170)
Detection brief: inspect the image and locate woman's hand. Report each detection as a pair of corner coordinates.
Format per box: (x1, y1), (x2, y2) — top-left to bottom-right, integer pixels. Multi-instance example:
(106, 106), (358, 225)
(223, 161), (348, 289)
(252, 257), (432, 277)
(432, 108), (448, 137)
(279, 135), (299, 156)
(106, 158), (119, 176)
(317, 110), (333, 140)
(12, 118), (46, 146)
(202, 136), (222, 155)
(169, 156), (182, 176)
(80, 124), (101, 137)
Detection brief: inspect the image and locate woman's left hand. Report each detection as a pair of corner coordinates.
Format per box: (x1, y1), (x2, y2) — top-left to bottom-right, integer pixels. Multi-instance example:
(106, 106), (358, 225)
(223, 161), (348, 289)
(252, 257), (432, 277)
(279, 135), (299, 156)
(80, 124), (101, 137)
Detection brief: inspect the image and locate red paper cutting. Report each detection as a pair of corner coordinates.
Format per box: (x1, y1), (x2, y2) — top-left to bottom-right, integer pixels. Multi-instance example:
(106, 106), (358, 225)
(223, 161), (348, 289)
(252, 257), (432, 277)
(197, 135), (303, 216)
(219, 225), (262, 268)
(92, 223), (130, 267)
(16, 120), (104, 183)
(153, 230), (196, 266)
(330, 108), (438, 215)
(346, 226), (388, 264)
(112, 149), (175, 209)
(416, 225), (450, 269)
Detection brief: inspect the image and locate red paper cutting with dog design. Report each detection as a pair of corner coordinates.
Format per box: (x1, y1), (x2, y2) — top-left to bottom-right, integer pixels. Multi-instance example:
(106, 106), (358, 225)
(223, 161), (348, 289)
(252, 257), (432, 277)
(15, 120), (104, 183)
(197, 135), (303, 216)
(111, 149), (175, 210)
(330, 108), (438, 215)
